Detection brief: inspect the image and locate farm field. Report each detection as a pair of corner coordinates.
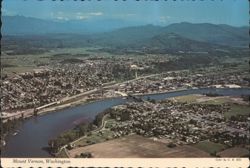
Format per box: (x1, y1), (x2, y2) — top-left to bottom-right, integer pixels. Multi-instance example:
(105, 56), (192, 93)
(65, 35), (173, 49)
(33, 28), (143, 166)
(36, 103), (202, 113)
(217, 147), (249, 157)
(68, 135), (211, 158)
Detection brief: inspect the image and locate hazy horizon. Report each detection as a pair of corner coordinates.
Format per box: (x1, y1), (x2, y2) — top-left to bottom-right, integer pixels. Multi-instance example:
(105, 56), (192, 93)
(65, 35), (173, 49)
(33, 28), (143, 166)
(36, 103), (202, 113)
(3, 0), (248, 27)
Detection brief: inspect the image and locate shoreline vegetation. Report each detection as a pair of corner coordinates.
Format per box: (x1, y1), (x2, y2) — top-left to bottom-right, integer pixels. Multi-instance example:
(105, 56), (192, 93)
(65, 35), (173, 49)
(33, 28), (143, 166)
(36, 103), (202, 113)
(49, 105), (118, 157)
(49, 110), (110, 157)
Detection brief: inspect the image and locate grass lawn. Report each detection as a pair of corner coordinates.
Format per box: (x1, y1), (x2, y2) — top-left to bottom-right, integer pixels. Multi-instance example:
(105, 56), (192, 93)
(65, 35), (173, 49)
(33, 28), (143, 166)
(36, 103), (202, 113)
(193, 140), (226, 155)
(105, 119), (117, 129)
(199, 97), (230, 105)
(74, 129), (115, 147)
(175, 94), (201, 103)
(224, 104), (250, 119)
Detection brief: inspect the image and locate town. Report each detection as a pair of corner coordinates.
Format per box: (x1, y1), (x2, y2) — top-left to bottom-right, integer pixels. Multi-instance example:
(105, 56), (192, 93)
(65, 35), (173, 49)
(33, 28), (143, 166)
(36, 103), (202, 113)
(108, 100), (248, 147)
(1, 55), (249, 117)
(65, 94), (250, 158)
(1, 51), (249, 158)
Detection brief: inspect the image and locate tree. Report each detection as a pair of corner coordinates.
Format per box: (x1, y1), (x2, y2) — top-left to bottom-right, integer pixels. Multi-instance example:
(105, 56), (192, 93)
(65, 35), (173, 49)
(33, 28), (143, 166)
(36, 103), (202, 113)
(149, 99), (156, 104)
(121, 111), (130, 121)
(210, 151), (217, 157)
(33, 108), (38, 116)
(167, 142), (177, 148)
(66, 143), (73, 150)
(80, 152), (93, 158)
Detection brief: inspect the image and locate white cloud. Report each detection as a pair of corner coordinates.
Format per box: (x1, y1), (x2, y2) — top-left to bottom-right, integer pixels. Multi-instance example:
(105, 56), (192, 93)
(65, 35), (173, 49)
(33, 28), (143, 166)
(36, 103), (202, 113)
(51, 11), (103, 20)
(76, 15), (89, 20)
(56, 16), (69, 21)
(50, 12), (69, 21)
(88, 12), (103, 16)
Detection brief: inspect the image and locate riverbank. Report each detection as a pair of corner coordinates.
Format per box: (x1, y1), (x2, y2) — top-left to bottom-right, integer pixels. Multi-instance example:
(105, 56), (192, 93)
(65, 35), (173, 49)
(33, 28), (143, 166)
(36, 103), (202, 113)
(55, 114), (109, 158)
(1, 87), (187, 123)
(2, 85), (249, 123)
(1, 87), (116, 123)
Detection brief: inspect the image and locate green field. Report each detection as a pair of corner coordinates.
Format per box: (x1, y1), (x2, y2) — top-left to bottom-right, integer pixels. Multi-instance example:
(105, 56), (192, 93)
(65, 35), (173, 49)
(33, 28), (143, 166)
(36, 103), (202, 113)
(1, 46), (151, 76)
(175, 95), (232, 105)
(2, 52), (53, 75)
(74, 129), (115, 147)
(224, 104), (250, 119)
(193, 140), (226, 156)
(199, 97), (231, 105)
(104, 119), (117, 129)
(175, 94), (201, 103)
(73, 117), (118, 147)
(1, 47), (103, 75)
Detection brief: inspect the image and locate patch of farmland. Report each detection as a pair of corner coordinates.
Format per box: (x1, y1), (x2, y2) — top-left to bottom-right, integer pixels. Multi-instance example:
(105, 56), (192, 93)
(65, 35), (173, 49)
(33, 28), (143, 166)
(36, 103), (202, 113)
(68, 135), (211, 158)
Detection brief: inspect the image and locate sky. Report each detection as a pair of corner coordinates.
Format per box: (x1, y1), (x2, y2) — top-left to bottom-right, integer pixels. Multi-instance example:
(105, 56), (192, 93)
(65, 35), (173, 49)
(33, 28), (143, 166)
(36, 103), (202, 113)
(2, 0), (249, 27)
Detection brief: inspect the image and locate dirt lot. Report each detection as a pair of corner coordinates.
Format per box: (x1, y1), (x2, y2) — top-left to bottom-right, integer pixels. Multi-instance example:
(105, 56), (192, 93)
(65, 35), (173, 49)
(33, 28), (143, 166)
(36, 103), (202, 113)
(68, 134), (211, 158)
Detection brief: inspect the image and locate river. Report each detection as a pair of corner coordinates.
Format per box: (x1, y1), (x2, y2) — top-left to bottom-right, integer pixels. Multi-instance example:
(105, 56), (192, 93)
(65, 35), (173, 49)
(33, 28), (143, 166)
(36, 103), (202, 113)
(2, 88), (250, 157)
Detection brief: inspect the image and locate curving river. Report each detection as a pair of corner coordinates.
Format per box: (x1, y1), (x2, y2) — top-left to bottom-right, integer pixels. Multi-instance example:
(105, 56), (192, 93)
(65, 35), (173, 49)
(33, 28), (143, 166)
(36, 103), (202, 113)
(2, 88), (250, 157)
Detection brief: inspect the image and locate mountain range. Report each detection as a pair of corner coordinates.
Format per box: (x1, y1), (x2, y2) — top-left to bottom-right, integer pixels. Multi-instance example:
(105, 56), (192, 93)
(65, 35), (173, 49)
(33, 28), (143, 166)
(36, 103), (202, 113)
(92, 23), (248, 48)
(2, 15), (143, 35)
(2, 15), (249, 49)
